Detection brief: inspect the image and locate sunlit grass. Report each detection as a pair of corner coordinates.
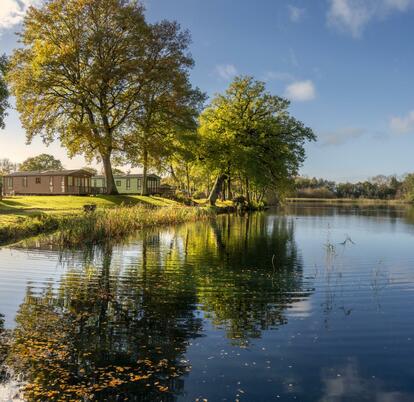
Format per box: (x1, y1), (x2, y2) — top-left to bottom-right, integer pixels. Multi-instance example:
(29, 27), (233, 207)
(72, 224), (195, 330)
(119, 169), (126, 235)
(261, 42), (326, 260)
(0, 195), (180, 244)
(0, 195), (178, 212)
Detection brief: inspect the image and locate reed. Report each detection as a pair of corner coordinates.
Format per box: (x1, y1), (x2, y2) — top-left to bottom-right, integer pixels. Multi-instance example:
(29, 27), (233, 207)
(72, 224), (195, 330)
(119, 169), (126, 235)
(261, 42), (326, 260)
(0, 214), (60, 245)
(0, 205), (215, 247)
(57, 205), (215, 246)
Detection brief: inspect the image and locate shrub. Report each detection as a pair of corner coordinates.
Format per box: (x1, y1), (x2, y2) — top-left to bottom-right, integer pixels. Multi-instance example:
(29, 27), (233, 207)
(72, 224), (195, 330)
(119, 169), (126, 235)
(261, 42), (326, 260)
(296, 187), (336, 199)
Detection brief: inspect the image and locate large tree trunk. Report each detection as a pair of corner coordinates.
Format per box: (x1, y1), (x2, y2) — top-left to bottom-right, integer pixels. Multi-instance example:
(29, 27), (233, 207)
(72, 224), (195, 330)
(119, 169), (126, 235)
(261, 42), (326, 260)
(102, 153), (118, 195)
(208, 173), (227, 206)
(141, 147), (148, 196)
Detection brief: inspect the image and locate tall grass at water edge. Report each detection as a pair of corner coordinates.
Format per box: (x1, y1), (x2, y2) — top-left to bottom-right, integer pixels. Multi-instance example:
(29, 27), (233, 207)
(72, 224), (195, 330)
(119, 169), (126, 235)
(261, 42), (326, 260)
(0, 205), (215, 247)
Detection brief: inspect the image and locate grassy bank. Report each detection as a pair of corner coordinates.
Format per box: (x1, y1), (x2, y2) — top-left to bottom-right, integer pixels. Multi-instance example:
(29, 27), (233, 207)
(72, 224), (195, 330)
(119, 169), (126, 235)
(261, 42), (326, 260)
(286, 197), (410, 205)
(0, 195), (178, 226)
(0, 205), (214, 247)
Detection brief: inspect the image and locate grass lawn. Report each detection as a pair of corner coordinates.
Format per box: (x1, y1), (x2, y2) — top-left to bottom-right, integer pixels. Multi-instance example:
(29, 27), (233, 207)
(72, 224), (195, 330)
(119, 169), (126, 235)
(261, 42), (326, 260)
(0, 194), (177, 211)
(0, 195), (178, 225)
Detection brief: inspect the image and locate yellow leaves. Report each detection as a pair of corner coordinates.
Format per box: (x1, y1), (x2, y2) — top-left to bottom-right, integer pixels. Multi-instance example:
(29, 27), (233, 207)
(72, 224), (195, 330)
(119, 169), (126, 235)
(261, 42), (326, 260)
(108, 378), (125, 387)
(158, 385), (169, 392)
(130, 374), (144, 382)
(46, 390), (59, 398)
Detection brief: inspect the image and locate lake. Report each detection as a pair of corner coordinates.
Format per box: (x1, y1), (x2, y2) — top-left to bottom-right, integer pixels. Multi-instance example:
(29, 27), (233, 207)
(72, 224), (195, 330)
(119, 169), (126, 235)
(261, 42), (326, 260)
(1, 203), (414, 401)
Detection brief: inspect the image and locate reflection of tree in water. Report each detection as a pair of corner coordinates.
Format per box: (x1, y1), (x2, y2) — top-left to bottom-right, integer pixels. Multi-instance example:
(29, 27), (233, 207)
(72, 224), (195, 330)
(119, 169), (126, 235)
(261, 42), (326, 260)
(0, 313), (6, 373)
(284, 202), (408, 224)
(6, 239), (202, 401)
(3, 212), (311, 399)
(190, 213), (312, 343)
(155, 213), (311, 343)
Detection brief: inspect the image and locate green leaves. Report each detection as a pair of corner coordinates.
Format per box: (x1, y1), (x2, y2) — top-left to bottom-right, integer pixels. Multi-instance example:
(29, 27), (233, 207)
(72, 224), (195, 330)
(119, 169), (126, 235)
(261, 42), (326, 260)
(198, 76), (316, 196)
(19, 154), (64, 172)
(0, 54), (10, 130)
(7, 0), (200, 194)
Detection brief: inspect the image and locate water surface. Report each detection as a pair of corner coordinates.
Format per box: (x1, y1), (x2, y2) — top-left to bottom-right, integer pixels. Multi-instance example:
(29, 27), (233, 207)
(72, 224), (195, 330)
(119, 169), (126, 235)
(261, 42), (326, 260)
(1, 204), (414, 401)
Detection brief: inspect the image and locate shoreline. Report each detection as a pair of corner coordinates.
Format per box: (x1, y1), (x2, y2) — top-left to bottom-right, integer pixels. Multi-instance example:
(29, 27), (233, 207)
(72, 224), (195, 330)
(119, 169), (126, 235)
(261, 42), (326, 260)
(285, 197), (411, 205)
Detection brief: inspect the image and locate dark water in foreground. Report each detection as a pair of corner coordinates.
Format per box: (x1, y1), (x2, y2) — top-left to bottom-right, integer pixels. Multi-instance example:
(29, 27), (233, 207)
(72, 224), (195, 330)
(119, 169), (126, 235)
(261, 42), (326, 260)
(1, 204), (414, 401)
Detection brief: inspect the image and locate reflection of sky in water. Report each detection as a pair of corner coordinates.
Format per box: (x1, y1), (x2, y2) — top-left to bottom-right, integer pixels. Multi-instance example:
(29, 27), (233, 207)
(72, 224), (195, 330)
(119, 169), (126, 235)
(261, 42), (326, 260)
(1, 204), (414, 400)
(0, 249), (64, 328)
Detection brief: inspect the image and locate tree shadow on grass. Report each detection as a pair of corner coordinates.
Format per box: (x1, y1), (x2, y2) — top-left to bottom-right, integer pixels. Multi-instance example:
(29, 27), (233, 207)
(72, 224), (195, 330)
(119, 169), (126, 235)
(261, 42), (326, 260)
(95, 195), (159, 208)
(0, 198), (29, 210)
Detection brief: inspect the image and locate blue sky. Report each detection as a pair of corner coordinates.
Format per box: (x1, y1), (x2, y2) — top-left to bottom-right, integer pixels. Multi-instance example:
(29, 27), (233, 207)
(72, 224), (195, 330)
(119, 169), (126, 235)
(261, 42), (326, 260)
(1, 0), (414, 181)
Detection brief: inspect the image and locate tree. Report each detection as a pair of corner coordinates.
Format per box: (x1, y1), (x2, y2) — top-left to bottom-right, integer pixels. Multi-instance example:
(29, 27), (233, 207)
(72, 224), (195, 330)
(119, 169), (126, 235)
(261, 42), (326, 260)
(0, 54), (9, 129)
(123, 22), (205, 195)
(0, 158), (18, 174)
(167, 137), (204, 196)
(8, 0), (194, 195)
(20, 154), (63, 172)
(402, 173), (414, 201)
(198, 76), (316, 206)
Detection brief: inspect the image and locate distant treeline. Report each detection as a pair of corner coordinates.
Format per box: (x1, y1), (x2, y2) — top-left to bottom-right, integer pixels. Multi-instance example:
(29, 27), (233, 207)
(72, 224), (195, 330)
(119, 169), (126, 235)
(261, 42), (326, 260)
(294, 175), (414, 201)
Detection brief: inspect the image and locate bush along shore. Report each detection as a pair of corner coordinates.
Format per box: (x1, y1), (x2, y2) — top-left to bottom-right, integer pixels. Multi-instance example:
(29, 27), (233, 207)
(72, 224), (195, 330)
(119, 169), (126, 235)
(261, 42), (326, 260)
(0, 205), (215, 247)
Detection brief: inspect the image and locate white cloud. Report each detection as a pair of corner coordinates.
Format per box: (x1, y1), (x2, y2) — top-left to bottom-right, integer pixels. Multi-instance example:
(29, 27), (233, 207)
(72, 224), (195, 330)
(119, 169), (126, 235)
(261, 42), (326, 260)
(214, 64), (238, 80)
(327, 0), (413, 38)
(390, 110), (414, 134)
(327, 0), (372, 37)
(288, 5), (306, 22)
(284, 80), (316, 101)
(287, 299), (313, 318)
(320, 360), (414, 402)
(321, 127), (365, 146)
(0, 0), (41, 30)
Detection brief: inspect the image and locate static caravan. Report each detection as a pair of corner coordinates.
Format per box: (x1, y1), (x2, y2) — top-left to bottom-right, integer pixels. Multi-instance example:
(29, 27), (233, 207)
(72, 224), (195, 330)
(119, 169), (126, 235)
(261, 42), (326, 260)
(91, 174), (161, 195)
(2, 169), (94, 195)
